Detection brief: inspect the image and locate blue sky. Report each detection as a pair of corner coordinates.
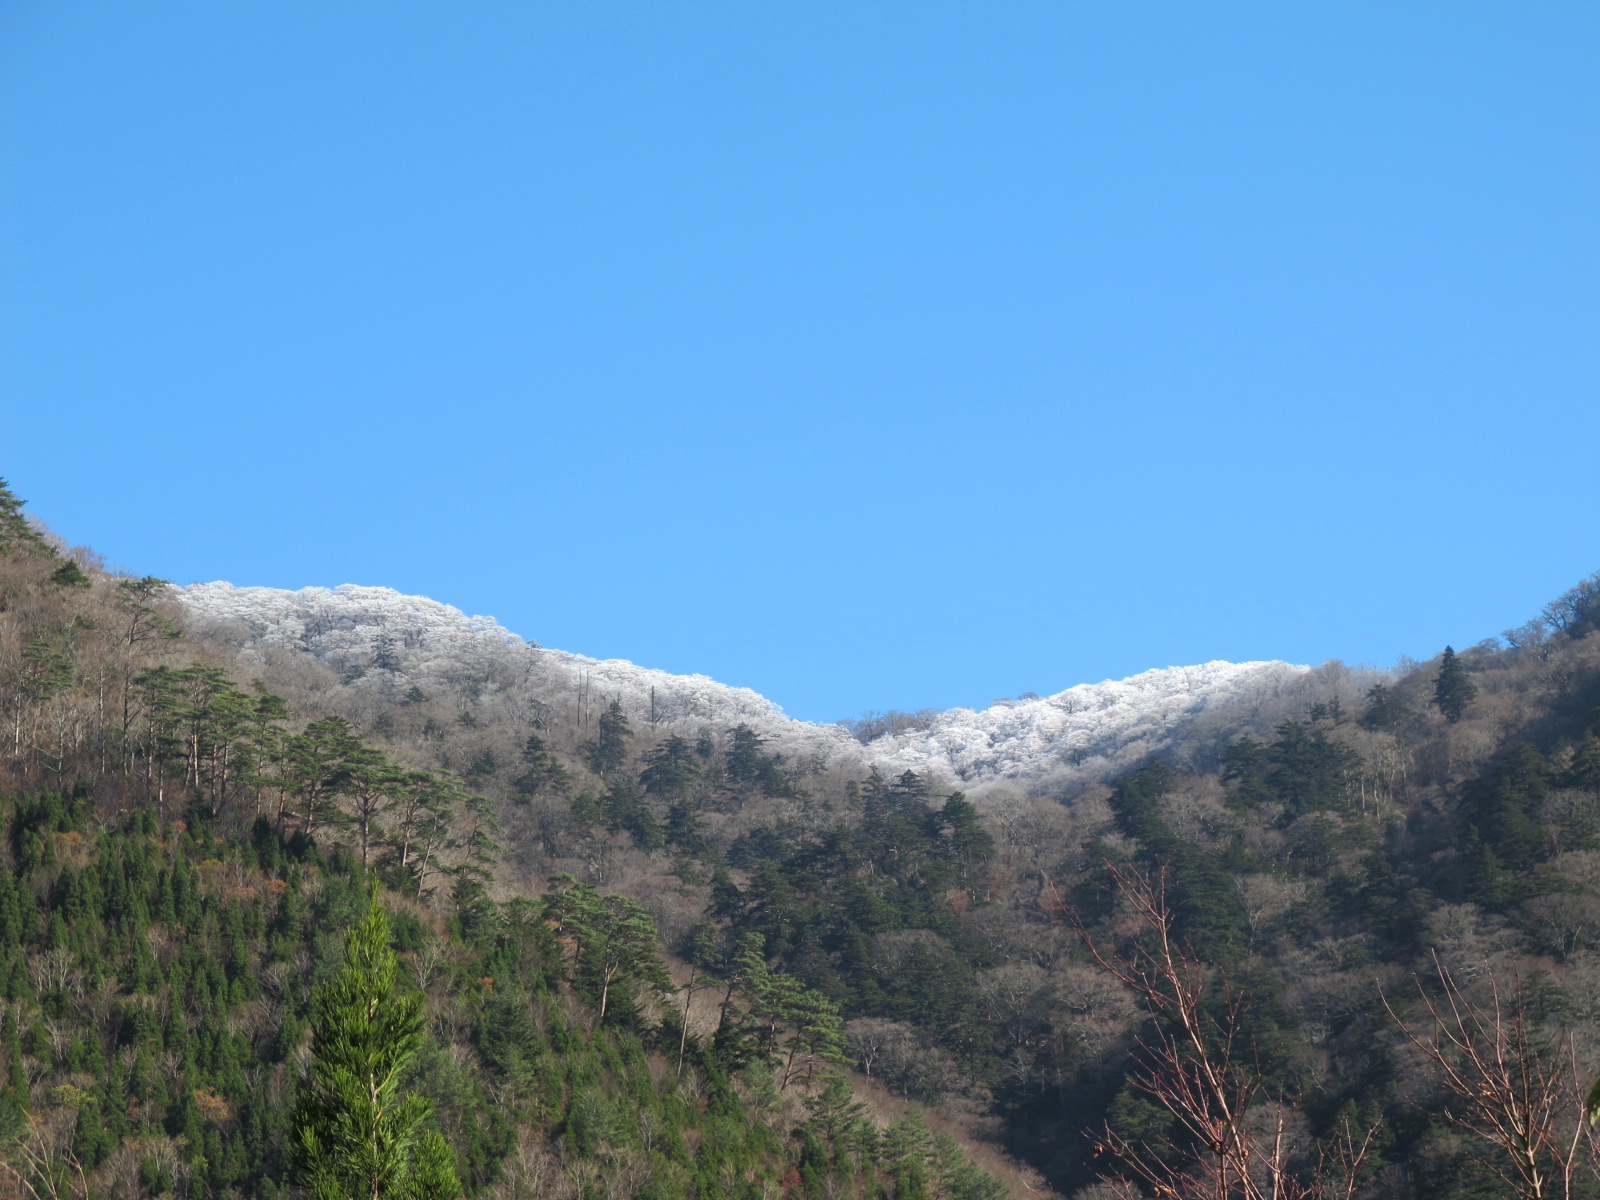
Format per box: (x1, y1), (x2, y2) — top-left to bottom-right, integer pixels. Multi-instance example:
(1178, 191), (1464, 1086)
(3, 2), (1598, 723)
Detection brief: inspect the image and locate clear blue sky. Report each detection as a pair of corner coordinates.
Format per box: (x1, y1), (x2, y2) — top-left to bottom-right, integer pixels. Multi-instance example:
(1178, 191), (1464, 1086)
(3, 2), (1598, 723)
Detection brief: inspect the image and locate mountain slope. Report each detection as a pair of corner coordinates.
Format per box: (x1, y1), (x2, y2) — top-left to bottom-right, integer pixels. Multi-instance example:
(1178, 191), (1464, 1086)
(177, 581), (1313, 797)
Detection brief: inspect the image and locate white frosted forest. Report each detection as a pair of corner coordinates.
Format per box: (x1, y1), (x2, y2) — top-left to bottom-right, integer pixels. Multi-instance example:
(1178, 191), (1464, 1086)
(178, 582), (1316, 798)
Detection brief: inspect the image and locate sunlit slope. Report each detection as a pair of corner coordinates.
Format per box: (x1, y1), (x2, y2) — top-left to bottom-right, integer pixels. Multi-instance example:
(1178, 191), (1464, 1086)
(179, 582), (1311, 796)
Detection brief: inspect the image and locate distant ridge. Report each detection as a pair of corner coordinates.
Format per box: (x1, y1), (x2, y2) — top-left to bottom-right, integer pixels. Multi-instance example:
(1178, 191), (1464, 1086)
(178, 581), (1313, 797)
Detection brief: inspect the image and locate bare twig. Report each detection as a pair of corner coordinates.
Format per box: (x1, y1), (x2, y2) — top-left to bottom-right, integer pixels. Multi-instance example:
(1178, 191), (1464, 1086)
(1383, 952), (1599, 1200)
(1076, 861), (1375, 1200)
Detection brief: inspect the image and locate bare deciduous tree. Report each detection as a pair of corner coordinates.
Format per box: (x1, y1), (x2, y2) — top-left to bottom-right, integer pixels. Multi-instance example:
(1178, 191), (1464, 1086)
(1075, 862), (1375, 1200)
(1385, 953), (1600, 1200)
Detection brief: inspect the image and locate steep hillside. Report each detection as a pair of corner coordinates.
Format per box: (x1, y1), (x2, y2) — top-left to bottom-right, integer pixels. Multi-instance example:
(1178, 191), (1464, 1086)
(0, 481), (1032, 1200)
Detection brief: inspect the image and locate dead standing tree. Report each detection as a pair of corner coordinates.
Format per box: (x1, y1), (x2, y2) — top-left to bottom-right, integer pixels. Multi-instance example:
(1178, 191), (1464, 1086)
(1073, 862), (1375, 1200)
(1385, 953), (1600, 1200)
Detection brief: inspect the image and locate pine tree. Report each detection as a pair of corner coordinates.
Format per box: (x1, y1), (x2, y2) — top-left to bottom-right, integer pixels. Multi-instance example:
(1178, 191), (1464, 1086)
(0, 478), (53, 558)
(803, 1073), (868, 1148)
(639, 735), (698, 799)
(1432, 646), (1478, 724)
(1568, 732), (1600, 793)
(291, 889), (460, 1200)
(284, 715), (362, 833)
(881, 1107), (933, 1200)
(777, 986), (845, 1090)
(543, 877), (671, 1025)
(48, 560), (90, 588)
(451, 790), (503, 916)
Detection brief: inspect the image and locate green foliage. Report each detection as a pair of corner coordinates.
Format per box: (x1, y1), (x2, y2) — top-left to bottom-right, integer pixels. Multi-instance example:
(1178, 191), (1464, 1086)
(1107, 758), (1177, 852)
(1460, 741), (1550, 880)
(49, 559), (90, 588)
(544, 875), (672, 1024)
(292, 890), (460, 1200)
(22, 477), (1600, 1200)
(511, 733), (568, 802)
(1221, 736), (1275, 809)
(0, 478), (53, 558)
(0, 795), (975, 1200)
(1268, 719), (1354, 816)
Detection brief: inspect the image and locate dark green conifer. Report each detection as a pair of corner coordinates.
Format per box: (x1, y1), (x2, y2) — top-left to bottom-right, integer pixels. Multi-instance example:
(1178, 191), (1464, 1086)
(0, 478), (53, 558)
(1567, 731), (1600, 793)
(1358, 683), (1412, 732)
(584, 700), (633, 777)
(49, 560), (90, 588)
(1433, 646), (1478, 723)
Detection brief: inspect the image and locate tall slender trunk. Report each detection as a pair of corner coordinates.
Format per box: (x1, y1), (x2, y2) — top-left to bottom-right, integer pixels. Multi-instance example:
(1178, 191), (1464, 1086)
(677, 980), (697, 1080)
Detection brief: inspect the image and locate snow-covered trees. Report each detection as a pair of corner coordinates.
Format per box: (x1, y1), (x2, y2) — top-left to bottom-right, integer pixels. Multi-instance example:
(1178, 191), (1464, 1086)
(174, 581), (1314, 800)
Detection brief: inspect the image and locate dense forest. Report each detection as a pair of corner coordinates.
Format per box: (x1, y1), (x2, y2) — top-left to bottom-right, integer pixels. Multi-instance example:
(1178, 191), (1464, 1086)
(7, 477), (1600, 1199)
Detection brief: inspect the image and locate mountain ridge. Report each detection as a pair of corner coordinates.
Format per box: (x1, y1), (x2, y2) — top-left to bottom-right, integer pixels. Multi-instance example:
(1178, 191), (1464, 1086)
(177, 580), (1315, 797)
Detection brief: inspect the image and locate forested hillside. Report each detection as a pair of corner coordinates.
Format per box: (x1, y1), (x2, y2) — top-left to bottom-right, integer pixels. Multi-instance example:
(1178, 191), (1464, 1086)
(0, 481), (1021, 1200)
(174, 581), (1319, 801)
(9, 477), (1600, 1200)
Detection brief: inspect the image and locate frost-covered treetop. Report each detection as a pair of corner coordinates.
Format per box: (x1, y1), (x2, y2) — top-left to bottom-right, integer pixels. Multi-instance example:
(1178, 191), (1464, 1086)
(177, 582), (1310, 798)
(179, 579), (802, 723)
(866, 660), (1312, 791)
(178, 581), (844, 756)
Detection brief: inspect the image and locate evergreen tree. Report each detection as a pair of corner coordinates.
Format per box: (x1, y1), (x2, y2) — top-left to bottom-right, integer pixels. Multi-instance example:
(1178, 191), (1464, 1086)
(452, 789), (503, 910)
(1567, 732), (1600, 794)
(49, 560), (90, 588)
(511, 734), (567, 802)
(881, 1107), (933, 1200)
(114, 576), (182, 648)
(1358, 683), (1412, 732)
(803, 1073), (868, 1148)
(584, 700), (632, 778)
(292, 889), (459, 1200)
(640, 736), (698, 799)
(926, 792), (994, 885)
(543, 877), (671, 1024)
(1107, 759), (1177, 854)
(0, 479), (53, 558)
(1220, 737), (1275, 810)
(1268, 719), (1354, 815)
(339, 746), (402, 870)
(777, 986), (845, 1090)
(284, 716), (363, 833)
(1432, 646), (1478, 724)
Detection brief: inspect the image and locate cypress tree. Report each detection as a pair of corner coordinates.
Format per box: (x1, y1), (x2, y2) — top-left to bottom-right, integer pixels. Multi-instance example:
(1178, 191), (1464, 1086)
(291, 889), (459, 1200)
